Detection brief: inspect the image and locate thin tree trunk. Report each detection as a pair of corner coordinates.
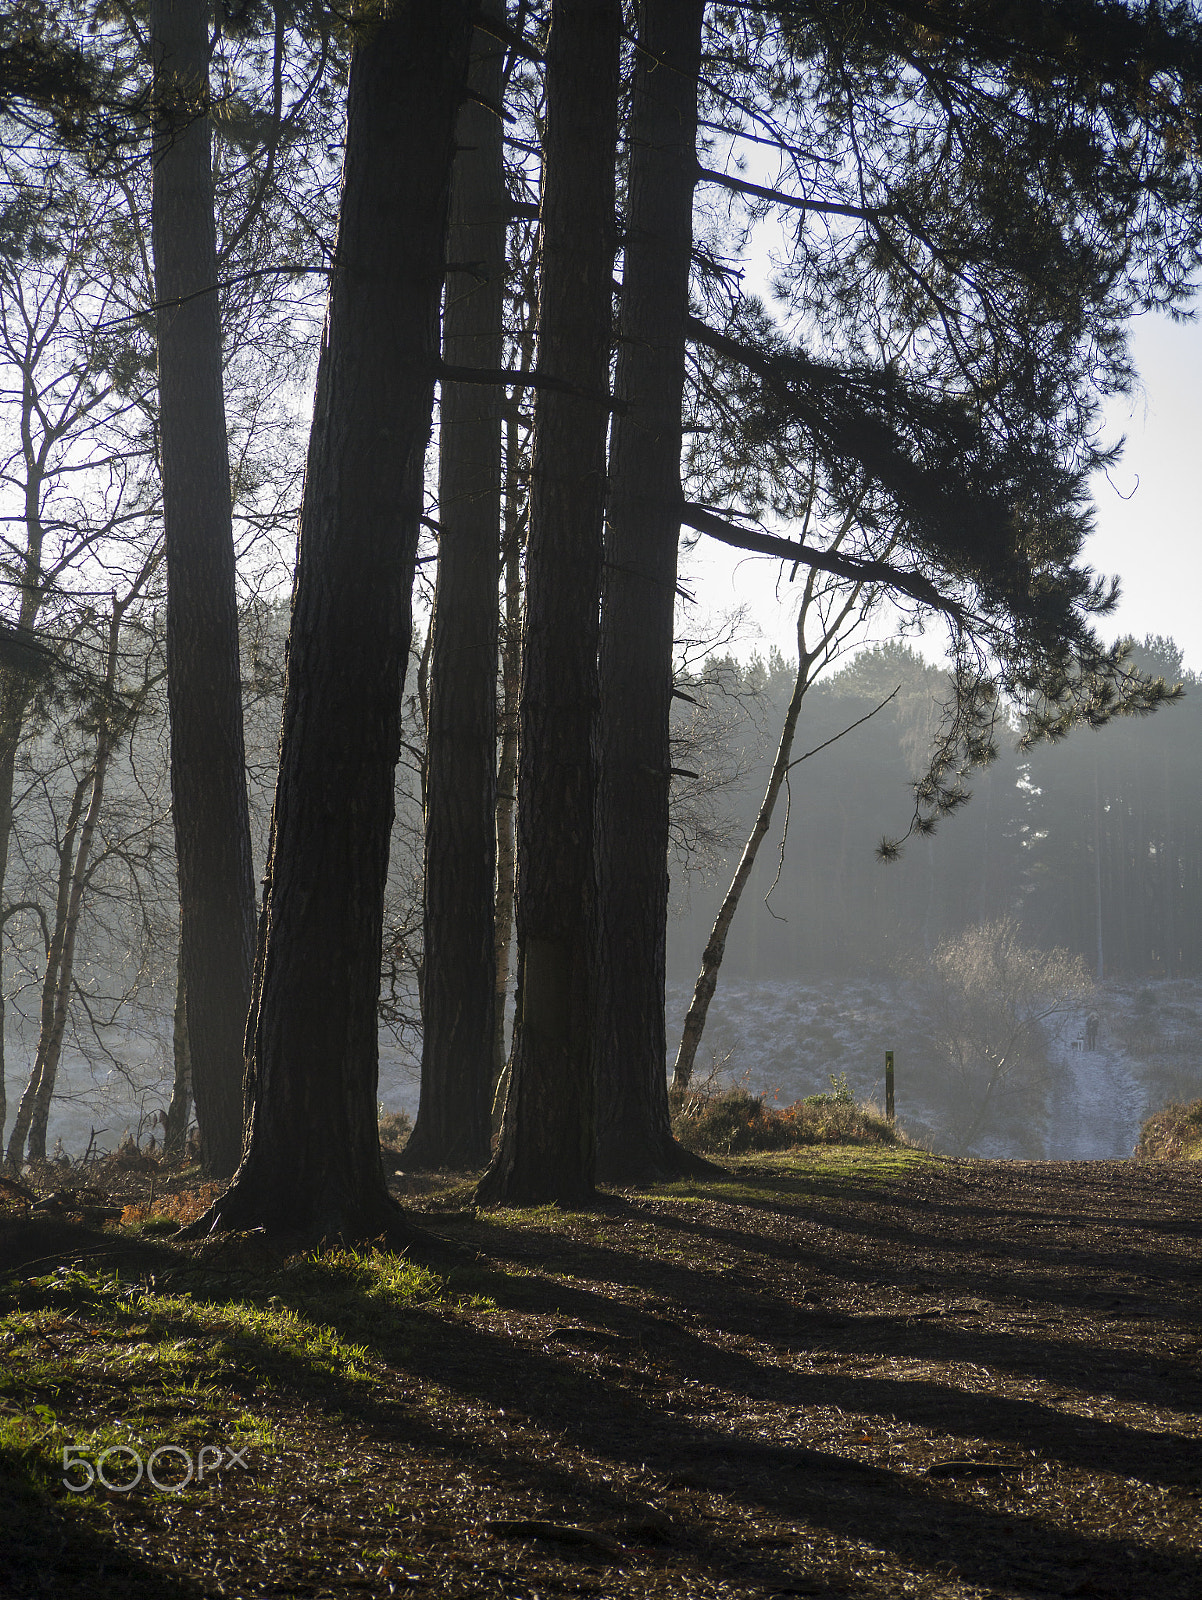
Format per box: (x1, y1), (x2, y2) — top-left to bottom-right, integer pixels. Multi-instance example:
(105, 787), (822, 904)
(1093, 750), (1105, 981)
(151, 0), (256, 1178)
(0, 698), (29, 1154)
(475, 0), (621, 1208)
(0, 434), (54, 1151)
(672, 674), (812, 1093)
(492, 425), (524, 1101)
(10, 601), (126, 1165)
(402, 6), (506, 1171)
(185, 0), (474, 1242)
(672, 563), (868, 1091)
(595, 0), (706, 1182)
(5, 774), (87, 1168)
(163, 920), (192, 1159)
(26, 751), (115, 1163)
(492, 291), (537, 1116)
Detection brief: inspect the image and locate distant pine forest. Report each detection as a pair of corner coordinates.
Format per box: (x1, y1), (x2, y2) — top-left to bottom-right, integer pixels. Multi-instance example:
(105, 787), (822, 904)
(666, 633), (1198, 984)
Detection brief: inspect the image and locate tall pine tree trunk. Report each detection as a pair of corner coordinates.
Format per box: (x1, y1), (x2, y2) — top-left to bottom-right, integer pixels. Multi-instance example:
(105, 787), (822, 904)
(595, 0), (707, 1181)
(402, 6), (506, 1171)
(186, 0), (474, 1242)
(475, 0), (621, 1208)
(151, 0), (255, 1178)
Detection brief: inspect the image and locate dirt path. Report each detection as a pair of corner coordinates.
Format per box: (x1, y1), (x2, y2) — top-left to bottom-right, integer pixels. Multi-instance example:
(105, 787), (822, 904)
(2, 1151), (1200, 1599)
(1046, 1038), (1145, 1161)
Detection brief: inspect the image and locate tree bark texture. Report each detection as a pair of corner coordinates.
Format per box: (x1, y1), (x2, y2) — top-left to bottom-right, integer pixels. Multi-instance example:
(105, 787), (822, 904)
(151, 0), (255, 1178)
(188, 0), (474, 1241)
(475, 0), (621, 1208)
(595, 0), (706, 1180)
(403, 7), (506, 1171)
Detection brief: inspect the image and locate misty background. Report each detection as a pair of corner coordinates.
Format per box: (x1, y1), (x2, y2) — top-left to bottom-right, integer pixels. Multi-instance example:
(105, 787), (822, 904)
(8, 616), (1198, 1165)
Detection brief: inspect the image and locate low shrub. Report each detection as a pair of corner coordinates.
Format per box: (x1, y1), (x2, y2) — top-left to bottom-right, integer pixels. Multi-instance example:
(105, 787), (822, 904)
(121, 1181), (225, 1228)
(1134, 1098), (1202, 1160)
(670, 1077), (905, 1155)
(802, 1071), (856, 1108)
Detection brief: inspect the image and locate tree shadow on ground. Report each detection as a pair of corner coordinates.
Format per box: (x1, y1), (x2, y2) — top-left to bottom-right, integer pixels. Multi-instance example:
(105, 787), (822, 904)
(3, 1160), (1199, 1599)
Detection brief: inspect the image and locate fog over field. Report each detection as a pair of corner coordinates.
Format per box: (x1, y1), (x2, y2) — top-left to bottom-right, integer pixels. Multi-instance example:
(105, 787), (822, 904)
(16, 969), (1198, 1167)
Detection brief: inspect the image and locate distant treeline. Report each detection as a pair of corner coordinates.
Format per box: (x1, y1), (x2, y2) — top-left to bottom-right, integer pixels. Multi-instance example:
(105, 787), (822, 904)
(668, 634), (1198, 981)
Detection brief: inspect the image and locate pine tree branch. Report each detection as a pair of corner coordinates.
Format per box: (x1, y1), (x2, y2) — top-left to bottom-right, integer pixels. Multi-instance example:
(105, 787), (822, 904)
(439, 363), (625, 413)
(695, 164), (888, 222)
(679, 501), (962, 620)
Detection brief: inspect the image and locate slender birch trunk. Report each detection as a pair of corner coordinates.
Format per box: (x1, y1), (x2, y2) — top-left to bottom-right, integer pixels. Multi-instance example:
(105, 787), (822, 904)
(7, 599), (128, 1164)
(492, 435), (524, 1100)
(0, 418), (54, 1150)
(672, 560), (871, 1091)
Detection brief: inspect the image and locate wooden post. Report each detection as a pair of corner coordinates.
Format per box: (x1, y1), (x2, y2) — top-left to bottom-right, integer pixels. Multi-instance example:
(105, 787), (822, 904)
(885, 1051), (894, 1123)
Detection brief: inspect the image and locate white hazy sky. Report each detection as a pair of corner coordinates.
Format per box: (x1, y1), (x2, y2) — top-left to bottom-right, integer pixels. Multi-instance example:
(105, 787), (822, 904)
(687, 310), (1202, 678)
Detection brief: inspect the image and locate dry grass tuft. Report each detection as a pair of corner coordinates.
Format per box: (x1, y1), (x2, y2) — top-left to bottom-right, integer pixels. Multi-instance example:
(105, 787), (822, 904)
(120, 1182), (225, 1228)
(378, 1108), (413, 1154)
(1134, 1096), (1202, 1160)
(670, 1074), (908, 1155)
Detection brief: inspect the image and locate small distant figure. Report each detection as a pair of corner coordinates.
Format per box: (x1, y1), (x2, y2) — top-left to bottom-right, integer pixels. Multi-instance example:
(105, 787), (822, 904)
(1086, 1011), (1100, 1051)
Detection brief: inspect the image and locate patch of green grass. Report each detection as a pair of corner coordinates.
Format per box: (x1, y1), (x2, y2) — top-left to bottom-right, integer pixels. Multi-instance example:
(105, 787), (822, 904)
(127, 1216), (184, 1237)
(0, 1245), (482, 1503)
(646, 1146), (940, 1207)
(277, 1246), (496, 1339)
(735, 1145), (938, 1176)
(472, 1204), (604, 1235)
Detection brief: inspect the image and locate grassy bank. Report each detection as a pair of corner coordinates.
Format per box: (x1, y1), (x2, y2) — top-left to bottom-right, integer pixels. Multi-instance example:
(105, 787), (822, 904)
(1135, 1096), (1202, 1160)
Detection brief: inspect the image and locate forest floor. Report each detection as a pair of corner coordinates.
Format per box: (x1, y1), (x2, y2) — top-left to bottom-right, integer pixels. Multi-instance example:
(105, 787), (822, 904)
(1, 1149), (1200, 1600)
